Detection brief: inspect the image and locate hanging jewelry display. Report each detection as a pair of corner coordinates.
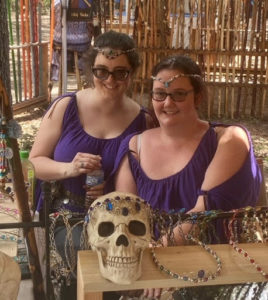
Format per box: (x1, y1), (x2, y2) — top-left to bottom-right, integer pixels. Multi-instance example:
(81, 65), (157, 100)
(0, 88), (16, 202)
(259, 211), (268, 243)
(49, 209), (86, 297)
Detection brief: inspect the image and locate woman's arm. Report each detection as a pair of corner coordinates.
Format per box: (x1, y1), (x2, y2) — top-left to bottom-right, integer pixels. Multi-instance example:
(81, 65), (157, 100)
(172, 125), (250, 244)
(30, 97), (101, 181)
(200, 125), (250, 191)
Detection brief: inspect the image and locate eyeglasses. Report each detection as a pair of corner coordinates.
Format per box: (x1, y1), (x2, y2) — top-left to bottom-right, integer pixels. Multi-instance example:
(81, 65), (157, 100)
(151, 89), (194, 102)
(92, 67), (130, 81)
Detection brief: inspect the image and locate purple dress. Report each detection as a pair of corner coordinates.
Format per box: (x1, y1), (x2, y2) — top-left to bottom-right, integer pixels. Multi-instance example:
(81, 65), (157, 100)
(36, 92), (150, 213)
(112, 122), (262, 214)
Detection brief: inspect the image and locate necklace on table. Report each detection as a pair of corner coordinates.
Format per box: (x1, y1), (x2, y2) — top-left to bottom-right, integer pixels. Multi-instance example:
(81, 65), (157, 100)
(151, 234), (222, 283)
(228, 211), (268, 280)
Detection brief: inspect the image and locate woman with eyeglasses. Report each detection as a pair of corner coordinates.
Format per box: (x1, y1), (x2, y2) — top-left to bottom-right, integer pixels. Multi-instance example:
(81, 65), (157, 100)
(114, 55), (262, 298)
(29, 30), (155, 300)
(114, 55), (262, 294)
(115, 54), (262, 225)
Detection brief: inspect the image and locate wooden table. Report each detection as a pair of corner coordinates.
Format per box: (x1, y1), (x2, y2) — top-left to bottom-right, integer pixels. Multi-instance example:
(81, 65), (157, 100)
(77, 243), (268, 300)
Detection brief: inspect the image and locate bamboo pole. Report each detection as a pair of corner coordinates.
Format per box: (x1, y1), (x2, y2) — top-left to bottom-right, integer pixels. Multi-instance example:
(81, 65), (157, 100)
(251, 1), (262, 117)
(260, 0), (268, 119)
(125, 0), (131, 35)
(235, 0), (250, 118)
(109, 0), (113, 30)
(169, 0), (176, 48)
(225, 0), (230, 117)
(205, 0), (211, 117)
(188, 0), (193, 49)
(25, 0), (32, 99)
(61, 0), (67, 94)
(242, 1), (256, 116)
(15, 0), (22, 102)
(32, 0), (39, 97)
(29, 0), (36, 97)
(7, 0), (18, 103)
(118, 0), (123, 32)
(229, 0), (237, 119)
(38, 0), (43, 96)
(20, 0), (27, 99)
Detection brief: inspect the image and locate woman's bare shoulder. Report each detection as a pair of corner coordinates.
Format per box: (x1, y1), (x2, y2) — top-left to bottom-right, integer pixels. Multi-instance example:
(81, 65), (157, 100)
(45, 95), (73, 120)
(216, 125), (250, 149)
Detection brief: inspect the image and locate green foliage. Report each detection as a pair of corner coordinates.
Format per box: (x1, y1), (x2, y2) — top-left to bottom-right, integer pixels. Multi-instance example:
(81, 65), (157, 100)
(18, 126), (37, 152)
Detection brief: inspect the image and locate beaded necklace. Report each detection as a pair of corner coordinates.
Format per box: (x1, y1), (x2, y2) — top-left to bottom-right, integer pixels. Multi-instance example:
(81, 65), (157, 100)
(228, 210), (268, 280)
(151, 234), (222, 283)
(0, 231), (23, 244)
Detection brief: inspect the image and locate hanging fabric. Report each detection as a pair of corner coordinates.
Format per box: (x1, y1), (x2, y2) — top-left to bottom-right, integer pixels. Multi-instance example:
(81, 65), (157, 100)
(67, 0), (95, 21)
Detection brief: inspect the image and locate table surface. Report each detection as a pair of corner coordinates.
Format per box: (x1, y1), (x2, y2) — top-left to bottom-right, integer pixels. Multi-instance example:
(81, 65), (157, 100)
(77, 242), (268, 294)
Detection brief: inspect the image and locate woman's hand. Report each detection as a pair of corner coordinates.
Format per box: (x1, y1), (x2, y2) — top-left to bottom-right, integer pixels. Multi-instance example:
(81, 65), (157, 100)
(84, 181), (105, 208)
(143, 288), (162, 299)
(67, 152), (102, 178)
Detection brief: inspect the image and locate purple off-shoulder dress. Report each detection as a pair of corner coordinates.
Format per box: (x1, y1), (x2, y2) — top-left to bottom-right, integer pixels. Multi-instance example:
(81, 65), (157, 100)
(35, 92), (150, 213)
(111, 122), (262, 242)
(112, 122), (262, 212)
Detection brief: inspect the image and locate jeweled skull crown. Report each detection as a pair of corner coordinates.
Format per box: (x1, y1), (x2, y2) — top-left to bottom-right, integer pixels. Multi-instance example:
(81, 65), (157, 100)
(87, 191), (152, 284)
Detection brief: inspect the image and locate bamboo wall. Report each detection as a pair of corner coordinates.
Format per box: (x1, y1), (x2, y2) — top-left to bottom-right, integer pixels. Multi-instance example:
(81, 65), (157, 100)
(102, 0), (268, 119)
(7, 0), (48, 114)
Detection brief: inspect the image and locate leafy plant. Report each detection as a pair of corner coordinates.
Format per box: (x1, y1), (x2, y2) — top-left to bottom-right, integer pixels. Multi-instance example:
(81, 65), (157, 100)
(18, 126), (37, 151)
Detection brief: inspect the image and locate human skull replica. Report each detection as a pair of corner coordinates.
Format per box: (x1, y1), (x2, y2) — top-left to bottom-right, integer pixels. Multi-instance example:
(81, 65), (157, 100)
(87, 191), (152, 284)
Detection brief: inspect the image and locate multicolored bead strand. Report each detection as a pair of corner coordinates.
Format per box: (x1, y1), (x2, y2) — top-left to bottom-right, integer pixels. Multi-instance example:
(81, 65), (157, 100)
(229, 239), (268, 280)
(151, 234), (222, 283)
(228, 211), (268, 281)
(0, 232), (23, 244)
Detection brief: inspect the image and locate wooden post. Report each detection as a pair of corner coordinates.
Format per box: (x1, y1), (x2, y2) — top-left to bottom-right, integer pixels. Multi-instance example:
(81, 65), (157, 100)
(0, 78), (45, 299)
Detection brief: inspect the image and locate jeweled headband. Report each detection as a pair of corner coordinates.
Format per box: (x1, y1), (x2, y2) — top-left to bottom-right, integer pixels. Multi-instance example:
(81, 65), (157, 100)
(85, 193), (152, 222)
(93, 47), (136, 59)
(151, 73), (201, 88)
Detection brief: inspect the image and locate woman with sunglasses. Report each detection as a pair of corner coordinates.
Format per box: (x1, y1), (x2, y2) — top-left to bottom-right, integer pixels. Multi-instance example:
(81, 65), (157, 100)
(31, 30), (154, 214)
(114, 54), (262, 298)
(29, 30), (154, 299)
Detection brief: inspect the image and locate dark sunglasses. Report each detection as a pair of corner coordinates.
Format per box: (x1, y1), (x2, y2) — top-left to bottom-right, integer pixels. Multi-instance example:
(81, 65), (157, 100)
(92, 68), (130, 81)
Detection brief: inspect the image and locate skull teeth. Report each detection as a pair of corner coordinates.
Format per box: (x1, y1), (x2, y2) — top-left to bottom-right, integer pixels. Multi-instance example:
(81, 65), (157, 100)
(106, 256), (138, 267)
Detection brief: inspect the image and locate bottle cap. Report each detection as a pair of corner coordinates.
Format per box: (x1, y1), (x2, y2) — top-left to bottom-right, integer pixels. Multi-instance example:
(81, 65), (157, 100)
(19, 150), (29, 159)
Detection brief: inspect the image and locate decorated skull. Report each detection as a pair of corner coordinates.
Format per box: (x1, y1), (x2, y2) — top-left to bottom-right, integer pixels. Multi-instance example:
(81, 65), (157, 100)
(87, 191), (152, 284)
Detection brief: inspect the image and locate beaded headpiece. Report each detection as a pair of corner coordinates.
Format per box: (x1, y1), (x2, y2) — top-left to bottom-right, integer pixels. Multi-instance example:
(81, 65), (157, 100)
(93, 47), (136, 59)
(86, 192), (152, 223)
(151, 73), (201, 88)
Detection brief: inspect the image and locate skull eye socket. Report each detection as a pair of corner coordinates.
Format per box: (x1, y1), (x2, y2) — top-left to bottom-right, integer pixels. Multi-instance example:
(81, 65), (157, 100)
(98, 222), (115, 237)
(128, 220), (146, 236)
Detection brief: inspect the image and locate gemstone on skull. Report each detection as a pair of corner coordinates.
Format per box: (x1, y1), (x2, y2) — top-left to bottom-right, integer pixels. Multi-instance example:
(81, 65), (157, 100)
(135, 202), (141, 211)
(122, 207), (129, 216)
(106, 202), (113, 211)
